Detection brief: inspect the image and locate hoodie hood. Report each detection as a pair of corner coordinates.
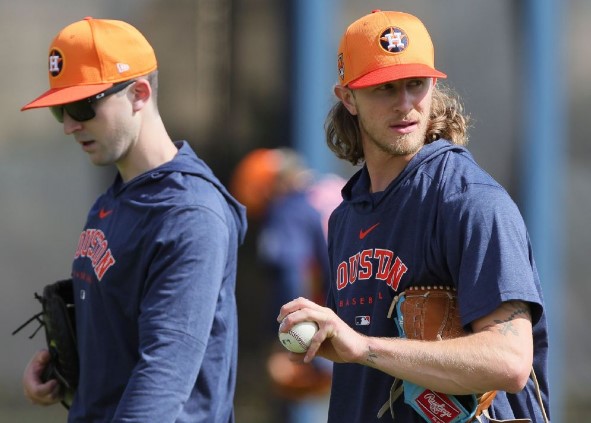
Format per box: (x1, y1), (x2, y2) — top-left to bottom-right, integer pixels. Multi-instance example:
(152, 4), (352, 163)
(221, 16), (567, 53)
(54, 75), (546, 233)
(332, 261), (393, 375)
(113, 140), (247, 243)
(341, 140), (467, 213)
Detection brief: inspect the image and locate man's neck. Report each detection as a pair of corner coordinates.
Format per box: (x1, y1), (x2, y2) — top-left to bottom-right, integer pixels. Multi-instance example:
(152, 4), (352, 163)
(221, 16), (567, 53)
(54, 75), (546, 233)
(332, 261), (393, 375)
(364, 151), (416, 193)
(117, 118), (177, 183)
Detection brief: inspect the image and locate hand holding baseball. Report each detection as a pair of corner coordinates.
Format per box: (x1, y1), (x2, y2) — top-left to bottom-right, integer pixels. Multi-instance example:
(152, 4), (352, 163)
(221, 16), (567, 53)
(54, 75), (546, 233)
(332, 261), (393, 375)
(278, 321), (319, 353)
(277, 297), (366, 364)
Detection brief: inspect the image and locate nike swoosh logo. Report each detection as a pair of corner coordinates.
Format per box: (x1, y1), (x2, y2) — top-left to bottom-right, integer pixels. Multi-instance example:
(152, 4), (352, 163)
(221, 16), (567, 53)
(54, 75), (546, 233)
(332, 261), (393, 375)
(99, 208), (113, 219)
(359, 223), (380, 239)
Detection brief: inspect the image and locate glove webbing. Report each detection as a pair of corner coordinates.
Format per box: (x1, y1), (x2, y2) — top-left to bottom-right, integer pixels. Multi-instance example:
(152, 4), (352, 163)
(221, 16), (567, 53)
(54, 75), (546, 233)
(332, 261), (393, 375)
(12, 280), (78, 409)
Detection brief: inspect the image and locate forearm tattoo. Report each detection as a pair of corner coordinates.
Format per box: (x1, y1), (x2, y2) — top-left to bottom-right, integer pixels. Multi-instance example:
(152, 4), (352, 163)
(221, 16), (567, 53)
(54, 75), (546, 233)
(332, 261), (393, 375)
(488, 302), (530, 336)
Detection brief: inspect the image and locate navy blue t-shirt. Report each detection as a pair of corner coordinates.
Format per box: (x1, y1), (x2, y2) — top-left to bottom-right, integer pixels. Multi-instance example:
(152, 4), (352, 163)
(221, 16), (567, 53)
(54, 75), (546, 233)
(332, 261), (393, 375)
(326, 140), (550, 422)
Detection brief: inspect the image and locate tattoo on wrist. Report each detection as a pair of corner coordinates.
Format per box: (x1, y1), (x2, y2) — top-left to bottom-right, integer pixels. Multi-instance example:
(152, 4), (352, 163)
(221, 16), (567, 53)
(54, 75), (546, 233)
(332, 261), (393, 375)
(367, 346), (378, 364)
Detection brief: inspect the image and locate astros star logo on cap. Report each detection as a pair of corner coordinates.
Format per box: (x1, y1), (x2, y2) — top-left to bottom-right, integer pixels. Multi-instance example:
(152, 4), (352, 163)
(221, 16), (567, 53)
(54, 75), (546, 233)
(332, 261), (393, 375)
(48, 49), (64, 77)
(379, 27), (408, 53)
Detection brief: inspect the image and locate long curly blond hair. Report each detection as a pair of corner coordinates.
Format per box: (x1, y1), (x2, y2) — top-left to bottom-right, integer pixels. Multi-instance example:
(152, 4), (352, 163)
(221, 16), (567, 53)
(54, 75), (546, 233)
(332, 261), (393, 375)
(324, 83), (470, 166)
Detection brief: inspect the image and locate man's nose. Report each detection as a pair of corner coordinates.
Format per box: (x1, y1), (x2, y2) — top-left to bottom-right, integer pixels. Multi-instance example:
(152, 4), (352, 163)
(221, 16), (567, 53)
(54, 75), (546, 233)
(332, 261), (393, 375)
(62, 112), (83, 135)
(392, 89), (413, 114)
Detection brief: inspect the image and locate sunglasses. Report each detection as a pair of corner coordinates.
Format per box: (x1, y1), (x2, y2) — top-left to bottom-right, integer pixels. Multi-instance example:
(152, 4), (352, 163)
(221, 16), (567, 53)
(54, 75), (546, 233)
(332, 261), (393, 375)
(50, 79), (136, 123)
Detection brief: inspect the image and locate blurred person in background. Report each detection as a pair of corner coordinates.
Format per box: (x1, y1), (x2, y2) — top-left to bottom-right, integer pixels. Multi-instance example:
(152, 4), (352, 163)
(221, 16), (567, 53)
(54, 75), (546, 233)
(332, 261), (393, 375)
(231, 148), (344, 423)
(19, 17), (246, 422)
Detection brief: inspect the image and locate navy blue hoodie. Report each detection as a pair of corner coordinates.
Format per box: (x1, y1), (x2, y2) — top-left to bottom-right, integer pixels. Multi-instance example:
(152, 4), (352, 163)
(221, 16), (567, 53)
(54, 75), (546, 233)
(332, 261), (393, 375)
(69, 141), (247, 422)
(326, 140), (549, 422)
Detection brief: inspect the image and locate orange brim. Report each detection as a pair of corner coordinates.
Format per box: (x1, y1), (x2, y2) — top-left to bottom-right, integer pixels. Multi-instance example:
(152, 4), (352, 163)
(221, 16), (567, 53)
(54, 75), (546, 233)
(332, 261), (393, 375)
(348, 64), (447, 89)
(21, 83), (114, 110)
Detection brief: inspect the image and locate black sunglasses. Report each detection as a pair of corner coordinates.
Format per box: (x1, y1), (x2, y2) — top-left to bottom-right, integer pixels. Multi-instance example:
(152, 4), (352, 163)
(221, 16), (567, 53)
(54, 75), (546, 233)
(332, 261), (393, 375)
(50, 79), (136, 123)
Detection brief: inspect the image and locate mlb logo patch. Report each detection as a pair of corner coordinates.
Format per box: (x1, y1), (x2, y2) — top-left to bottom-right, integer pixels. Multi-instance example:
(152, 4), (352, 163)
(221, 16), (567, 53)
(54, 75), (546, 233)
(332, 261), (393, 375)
(355, 316), (371, 326)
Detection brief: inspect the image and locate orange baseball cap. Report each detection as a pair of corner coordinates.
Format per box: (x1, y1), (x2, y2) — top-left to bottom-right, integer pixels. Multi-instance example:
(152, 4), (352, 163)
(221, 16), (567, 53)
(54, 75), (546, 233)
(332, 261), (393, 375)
(337, 10), (446, 88)
(22, 17), (157, 110)
(229, 149), (283, 219)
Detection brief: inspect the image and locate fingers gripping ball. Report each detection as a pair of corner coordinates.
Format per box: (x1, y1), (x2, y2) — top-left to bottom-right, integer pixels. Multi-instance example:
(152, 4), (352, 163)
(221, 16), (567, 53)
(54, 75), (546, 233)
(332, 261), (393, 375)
(279, 321), (318, 353)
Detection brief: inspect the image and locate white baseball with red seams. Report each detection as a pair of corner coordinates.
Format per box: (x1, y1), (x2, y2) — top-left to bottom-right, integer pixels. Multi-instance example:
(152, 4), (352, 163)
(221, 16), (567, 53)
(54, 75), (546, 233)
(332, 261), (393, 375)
(278, 321), (318, 353)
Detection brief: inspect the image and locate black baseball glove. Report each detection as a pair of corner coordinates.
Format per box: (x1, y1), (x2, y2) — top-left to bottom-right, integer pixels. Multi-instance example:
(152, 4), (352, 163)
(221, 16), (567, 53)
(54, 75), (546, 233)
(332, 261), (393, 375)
(13, 279), (79, 408)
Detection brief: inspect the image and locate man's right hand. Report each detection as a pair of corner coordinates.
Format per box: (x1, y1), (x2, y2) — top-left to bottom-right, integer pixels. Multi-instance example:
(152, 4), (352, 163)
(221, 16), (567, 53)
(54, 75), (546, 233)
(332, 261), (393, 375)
(277, 297), (367, 365)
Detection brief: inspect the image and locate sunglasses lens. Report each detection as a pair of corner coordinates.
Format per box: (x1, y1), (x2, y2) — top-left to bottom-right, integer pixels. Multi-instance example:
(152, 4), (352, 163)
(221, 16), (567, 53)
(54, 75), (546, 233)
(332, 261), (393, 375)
(64, 101), (96, 122)
(50, 106), (64, 123)
(50, 101), (95, 123)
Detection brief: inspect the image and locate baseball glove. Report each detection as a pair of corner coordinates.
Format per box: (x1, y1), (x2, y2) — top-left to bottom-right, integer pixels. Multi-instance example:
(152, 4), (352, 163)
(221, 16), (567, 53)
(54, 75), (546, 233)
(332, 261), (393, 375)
(377, 286), (496, 422)
(12, 278), (79, 408)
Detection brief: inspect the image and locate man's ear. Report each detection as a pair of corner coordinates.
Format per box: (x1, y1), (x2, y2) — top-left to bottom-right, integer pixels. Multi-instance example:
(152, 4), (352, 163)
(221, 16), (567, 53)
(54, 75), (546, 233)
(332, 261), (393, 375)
(130, 79), (152, 112)
(334, 84), (358, 116)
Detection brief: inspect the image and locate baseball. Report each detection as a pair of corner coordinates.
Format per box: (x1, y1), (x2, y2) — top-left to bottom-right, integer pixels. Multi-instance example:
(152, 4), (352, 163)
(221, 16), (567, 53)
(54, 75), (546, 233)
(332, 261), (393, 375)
(278, 321), (318, 353)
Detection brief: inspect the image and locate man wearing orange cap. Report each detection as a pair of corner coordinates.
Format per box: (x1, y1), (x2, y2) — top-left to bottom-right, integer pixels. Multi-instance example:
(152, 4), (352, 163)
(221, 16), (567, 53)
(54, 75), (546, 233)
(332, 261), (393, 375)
(20, 17), (246, 422)
(278, 10), (550, 422)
